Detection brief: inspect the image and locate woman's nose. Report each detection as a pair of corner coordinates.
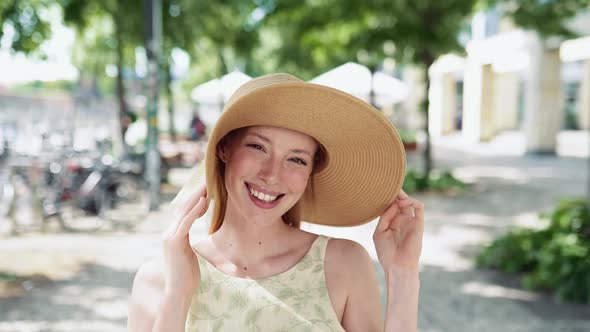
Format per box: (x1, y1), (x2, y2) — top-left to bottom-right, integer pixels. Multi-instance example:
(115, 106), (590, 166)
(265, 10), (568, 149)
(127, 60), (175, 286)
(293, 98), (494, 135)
(258, 157), (280, 184)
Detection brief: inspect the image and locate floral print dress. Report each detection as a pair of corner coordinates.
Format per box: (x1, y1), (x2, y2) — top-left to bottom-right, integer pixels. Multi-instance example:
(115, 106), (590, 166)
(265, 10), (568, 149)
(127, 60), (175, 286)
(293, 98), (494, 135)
(185, 235), (345, 332)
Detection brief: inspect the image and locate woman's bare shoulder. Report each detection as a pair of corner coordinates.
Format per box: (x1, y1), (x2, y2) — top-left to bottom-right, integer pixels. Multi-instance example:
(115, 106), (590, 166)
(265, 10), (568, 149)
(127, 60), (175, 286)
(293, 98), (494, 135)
(324, 238), (374, 293)
(326, 238), (372, 268)
(325, 238), (382, 330)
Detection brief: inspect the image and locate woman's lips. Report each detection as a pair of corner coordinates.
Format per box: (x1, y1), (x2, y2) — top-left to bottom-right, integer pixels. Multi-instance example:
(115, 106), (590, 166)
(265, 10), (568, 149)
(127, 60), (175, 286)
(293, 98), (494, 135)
(245, 182), (283, 196)
(244, 183), (284, 209)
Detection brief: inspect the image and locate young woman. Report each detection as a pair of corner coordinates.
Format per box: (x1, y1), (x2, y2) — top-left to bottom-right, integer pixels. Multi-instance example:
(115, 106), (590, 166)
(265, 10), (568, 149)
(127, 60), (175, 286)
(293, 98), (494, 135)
(128, 74), (424, 331)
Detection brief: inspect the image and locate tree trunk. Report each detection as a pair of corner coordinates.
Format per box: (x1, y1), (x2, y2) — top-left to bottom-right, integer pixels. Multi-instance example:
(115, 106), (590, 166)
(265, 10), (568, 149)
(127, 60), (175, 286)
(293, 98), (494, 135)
(218, 49), (229, 75)
(114, 8), (130, 153)
(369, 65), (377, 108)
(420, 52), (436, 179)
(164, 60), (177, 142)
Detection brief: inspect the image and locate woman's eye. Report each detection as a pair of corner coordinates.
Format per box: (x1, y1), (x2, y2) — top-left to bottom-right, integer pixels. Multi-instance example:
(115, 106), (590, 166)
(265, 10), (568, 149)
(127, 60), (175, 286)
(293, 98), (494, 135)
(290, 158), (308, 166)
(247, 143), (265, 151)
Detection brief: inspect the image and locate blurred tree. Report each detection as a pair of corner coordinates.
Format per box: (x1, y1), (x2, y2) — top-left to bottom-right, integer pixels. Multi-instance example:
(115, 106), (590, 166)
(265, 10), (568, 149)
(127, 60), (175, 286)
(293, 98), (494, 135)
(59, 0), (260, 144)
(70, 18), (122, 98)
(59, 0), (143, 150)
(182, 1), (259, 76)
(264, 0), (480, 179)
(160, 0), (259, 140)
(0, 0), (52, 56)
(497, 0), (590, 39)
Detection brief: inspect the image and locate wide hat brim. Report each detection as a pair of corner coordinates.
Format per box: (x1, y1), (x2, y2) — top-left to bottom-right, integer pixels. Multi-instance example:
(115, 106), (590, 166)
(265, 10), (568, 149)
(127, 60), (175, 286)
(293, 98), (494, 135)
(206, 73), (406, 227)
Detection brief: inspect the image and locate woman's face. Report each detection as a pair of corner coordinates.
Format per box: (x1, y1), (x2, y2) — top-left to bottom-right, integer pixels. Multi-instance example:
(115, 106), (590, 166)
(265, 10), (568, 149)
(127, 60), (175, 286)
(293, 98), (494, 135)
(220, 126), (318, 224)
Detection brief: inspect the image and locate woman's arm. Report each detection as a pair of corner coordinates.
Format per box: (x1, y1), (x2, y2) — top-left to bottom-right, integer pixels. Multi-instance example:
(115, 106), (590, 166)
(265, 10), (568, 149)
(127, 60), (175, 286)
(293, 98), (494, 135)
(127, 257), (197, 332)
(152, 289), (194, 331)
(374, 190), (424, 332)
(128, 184), (208, 332)
(383, 268), (420, 332)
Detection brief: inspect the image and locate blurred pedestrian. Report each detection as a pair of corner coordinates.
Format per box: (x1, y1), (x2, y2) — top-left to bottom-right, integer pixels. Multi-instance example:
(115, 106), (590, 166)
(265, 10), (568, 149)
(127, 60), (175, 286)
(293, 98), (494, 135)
(128, 74), (424, 331)
(188, 109), (206, 141)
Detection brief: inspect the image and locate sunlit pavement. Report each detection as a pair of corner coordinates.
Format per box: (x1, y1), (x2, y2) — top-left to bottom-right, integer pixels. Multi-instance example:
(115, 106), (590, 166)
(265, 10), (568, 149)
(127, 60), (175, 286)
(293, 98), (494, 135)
(1, 132), (589, 331)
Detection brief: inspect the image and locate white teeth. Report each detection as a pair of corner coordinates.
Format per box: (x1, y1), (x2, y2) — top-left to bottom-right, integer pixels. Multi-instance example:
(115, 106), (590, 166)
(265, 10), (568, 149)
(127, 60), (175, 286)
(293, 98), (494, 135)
(249, 186), (278, 202)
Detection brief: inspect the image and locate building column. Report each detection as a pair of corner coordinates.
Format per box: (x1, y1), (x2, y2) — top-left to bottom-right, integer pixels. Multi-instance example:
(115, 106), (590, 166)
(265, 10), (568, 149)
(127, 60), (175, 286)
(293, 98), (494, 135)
(402, 66), (426, 129)
(493, 72), (520, 131)
(462, 61), (496, 142)
(429, 72), (457, 136)
(578, 59), (590, 130)
(523, 34), (563, 154)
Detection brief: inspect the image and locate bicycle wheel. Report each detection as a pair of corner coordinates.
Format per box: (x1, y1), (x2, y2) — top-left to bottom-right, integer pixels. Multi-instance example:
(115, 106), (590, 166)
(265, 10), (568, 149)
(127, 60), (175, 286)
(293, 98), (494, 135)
(98, 175), (151, 228)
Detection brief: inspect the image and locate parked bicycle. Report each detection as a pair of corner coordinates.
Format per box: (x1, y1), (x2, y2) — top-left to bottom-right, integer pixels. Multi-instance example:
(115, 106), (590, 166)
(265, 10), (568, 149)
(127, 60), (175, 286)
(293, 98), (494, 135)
(3, 145), (152, 234)
(47, 149), (152, 232)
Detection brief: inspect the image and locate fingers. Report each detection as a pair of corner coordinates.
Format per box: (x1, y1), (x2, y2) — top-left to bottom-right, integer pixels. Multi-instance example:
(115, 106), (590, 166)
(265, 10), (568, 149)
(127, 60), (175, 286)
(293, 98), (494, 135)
(398, 189), (409, 199)
(166, 186), (208, 239)
(398, 196), (425, 219)
(176, 196), (208, 236)
(374, 202), (399, 233)
(177, 184), (207, 217)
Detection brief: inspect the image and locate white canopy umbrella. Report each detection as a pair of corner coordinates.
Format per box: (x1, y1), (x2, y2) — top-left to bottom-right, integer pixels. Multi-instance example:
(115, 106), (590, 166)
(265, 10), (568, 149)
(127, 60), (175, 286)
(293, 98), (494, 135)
(220, 70), (252, 101)
(310, 62), (408, 107)
(372, 71), (409, 105)
(190, 79), (222, 104)
(190, 70), (252, 104)
(190, 70), (252, 127)
(311, 62), (372, 99)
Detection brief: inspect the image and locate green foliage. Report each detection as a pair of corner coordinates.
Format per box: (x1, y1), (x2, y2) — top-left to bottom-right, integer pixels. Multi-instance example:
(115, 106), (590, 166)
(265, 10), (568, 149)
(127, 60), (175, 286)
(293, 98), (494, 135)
(498, 0), (590, 39)
(403, 169), (466, 194)
(9, 79), (75, 93)
(263, 0), (479, 78)
(477, 198), (590, 303)
(0, 0), (52, 55)
(0, 271), (18, 282)
(397, 129), (417, 144)
(262, 0), (481, 179)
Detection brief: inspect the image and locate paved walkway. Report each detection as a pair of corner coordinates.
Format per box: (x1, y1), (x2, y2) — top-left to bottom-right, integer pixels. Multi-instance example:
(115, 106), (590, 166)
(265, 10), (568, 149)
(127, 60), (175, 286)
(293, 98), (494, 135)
(0, 133), (589, 331)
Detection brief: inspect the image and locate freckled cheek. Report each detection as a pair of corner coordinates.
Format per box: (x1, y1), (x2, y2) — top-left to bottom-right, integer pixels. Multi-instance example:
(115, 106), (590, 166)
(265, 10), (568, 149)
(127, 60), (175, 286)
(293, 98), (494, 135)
(281, 169), (311, 193)
(227, 151), (261, 175)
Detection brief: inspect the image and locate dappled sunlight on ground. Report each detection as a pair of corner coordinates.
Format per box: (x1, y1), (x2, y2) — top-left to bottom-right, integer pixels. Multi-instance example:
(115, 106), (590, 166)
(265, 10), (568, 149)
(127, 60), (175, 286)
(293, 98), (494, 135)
(0, 263), (134, 332)
(460, 281), (540, 302)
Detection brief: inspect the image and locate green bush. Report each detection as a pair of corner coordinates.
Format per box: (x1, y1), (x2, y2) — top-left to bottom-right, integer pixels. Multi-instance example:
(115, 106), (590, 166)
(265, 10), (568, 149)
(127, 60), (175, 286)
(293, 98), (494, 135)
(0, 271), (18, 282)
(397, 129), (417, 144)
(477, 198), (590, 303)
(403, 169), (466, 194)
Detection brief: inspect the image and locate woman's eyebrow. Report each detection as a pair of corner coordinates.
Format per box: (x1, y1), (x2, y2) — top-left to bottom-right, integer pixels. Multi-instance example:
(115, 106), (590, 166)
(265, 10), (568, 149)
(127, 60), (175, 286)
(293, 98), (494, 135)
(247, 132), (271, 143)
(247, 132), (312, 156)
(291, 149), (312, 156)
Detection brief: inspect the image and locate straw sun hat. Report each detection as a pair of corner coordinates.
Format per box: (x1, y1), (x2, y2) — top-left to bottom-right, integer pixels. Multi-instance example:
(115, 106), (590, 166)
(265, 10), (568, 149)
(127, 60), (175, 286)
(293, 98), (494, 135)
(176, 73), (406, 227)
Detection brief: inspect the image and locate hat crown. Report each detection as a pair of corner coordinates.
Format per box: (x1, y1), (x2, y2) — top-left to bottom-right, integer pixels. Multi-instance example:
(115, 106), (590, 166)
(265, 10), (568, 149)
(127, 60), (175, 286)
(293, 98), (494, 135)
(205, 72), (405, 228)
(226, 73), (303, 106)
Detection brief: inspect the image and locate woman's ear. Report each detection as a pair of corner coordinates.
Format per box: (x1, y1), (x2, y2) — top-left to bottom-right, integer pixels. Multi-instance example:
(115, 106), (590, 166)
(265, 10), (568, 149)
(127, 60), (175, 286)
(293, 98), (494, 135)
(217, 145), (227, 163)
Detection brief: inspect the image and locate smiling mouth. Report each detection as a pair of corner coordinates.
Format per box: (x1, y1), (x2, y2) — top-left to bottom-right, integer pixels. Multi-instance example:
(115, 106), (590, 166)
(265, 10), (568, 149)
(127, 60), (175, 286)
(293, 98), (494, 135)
(245, 183), (285, 203)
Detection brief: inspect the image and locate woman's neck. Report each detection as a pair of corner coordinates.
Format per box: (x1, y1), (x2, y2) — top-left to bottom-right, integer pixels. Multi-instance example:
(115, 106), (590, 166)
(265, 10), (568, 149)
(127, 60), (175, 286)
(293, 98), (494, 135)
(211, 205), (296, 267)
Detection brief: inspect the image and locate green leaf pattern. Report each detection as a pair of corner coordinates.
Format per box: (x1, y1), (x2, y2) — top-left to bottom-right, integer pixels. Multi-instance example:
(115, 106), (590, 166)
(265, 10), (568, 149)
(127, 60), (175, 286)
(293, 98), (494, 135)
(185, 236), (344, 331)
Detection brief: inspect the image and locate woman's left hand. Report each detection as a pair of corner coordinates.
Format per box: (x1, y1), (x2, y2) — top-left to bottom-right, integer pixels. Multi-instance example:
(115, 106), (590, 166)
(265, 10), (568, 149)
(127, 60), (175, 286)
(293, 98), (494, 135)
(373, 189), (424, 273)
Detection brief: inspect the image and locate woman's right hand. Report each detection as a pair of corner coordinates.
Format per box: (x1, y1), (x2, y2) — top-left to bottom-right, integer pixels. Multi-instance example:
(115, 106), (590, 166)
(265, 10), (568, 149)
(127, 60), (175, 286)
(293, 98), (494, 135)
(161, 183), (208, 297)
